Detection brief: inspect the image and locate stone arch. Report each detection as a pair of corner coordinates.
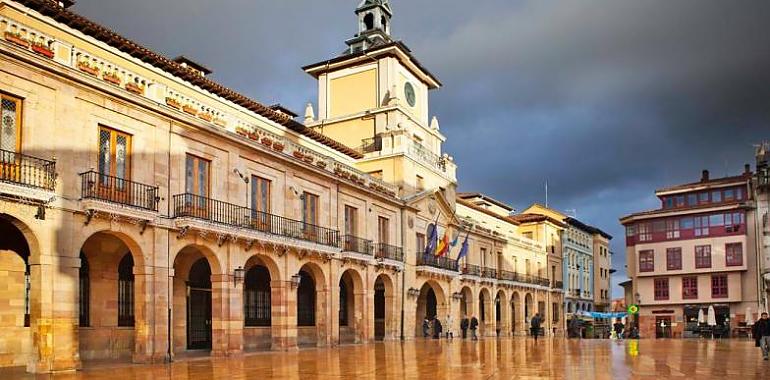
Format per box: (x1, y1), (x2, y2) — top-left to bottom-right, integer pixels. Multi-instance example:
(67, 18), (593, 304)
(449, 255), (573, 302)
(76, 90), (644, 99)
(511, 291), (521, 335)
(242, 254), (281, 352)
(0, 214), (38, 368)
(524, 293), (534, 322)
(78, 231), (147, 362)
(338, 268), (365, 344)
(364, 13), (374, 30)
(373, 273), (396, 341)
(495, 289), (507, 336)
(478, 287), (492, 336)
(459, 286), (474, 318)
(297, 262), (329, 347)
(172, 244), (224, 355)
(415, 280), (447, 338)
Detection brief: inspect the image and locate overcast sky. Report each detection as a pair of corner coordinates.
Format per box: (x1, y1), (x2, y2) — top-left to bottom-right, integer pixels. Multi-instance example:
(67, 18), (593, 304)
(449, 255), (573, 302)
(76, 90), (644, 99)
(73, 0), (770, 297)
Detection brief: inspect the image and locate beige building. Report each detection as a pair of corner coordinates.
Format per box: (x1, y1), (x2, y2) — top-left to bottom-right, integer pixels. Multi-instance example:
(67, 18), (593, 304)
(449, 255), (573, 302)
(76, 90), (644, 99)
(0, 0), (565, 374)
(621, 169), (763, 338)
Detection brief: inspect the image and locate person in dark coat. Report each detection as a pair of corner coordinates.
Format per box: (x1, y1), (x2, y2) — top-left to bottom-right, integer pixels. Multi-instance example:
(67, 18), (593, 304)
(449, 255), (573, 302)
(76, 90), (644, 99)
(433, 317), (443, 339)
(530, 313), (542, 342)
(422, 317), (431, 338)
(753, 312), (770, 360)
(470, 315), (479, 340)
(613, 320), (625, 340)
(460, 315), (470, 339)
(568, 315), (580, 338)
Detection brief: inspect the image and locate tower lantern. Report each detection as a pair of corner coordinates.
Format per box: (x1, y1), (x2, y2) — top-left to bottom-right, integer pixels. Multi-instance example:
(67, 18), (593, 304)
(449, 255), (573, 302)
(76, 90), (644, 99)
(346, 0), (394, 53)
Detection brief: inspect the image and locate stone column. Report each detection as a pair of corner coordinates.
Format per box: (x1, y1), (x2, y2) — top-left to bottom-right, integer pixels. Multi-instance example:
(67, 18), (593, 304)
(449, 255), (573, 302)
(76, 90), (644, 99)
(210, 274), (228, 357)
(271, 280), (297, 351)
(132, 266), (154, 363)
(226, 274), (244, 356)
(354, 289), (367, 343)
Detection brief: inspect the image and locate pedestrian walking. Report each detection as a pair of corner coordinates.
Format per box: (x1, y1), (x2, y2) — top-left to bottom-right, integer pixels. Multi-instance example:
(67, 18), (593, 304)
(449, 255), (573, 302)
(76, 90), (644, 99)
(530, 313), (542, 342)
(422, 317), (431, 338)
(445, 314), (454, 340)
(568, 315), (580, 339)
(613, 319), (625, 340)
(752, 312), (770, 361)
(470, 315), (479, 341)
(433, 317), (443, 339)
(460, 315), (470, 339)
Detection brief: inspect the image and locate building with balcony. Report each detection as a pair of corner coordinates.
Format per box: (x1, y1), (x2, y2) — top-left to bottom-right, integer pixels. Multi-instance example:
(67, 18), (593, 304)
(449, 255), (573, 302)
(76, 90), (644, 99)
(592, 230), (614, 312)
(754, 143), (770, 313)
(620, 168), (763, 339)
(0, 0), (576, 374)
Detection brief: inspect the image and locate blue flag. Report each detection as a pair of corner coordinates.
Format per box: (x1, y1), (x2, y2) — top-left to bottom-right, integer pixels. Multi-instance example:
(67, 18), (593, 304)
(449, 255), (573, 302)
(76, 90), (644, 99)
(424, 223), (438, 256)
(450, 231), (460, 247)
(456, 233), (470, 261)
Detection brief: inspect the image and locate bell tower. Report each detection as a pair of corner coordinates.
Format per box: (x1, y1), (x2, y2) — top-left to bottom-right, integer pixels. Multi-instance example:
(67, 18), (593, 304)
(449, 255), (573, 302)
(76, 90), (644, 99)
(346, 0), (394, 53)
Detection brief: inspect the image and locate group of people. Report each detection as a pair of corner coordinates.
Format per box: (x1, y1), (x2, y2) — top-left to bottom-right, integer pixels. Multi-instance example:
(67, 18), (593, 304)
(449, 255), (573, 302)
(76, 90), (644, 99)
(422, 314), (545, 341)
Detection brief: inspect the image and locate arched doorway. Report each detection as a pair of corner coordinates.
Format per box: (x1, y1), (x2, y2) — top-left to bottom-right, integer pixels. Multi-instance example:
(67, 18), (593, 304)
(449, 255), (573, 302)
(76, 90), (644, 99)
(243, 260), (271, 352)
(495, 290), (506, 337)
(78, 232), (142, 362)
(459, 286), (474, 318)
(0, 215), (33, 367)
(172, 245), (220, 355)
(373, 274), (395, 341)
(479, 288), (492, 337)
(338, 269), (363, 344)
(525, 293), (534, 325)
(415, 281), (446, 338)
(297, 263), (327, 347)
(511, 292), (520, 335)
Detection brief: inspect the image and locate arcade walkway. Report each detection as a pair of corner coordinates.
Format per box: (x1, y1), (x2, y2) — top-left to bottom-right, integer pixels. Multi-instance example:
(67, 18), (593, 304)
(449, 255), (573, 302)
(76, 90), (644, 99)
(4, 338), (767, 379)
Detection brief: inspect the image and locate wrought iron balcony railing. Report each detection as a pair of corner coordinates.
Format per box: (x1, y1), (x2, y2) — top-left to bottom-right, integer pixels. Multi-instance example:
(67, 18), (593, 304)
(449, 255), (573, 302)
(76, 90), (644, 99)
(460, 263), (481, 276)
(374, 242), (403, 262)
(359, 136), (383, 154)
(80, 171), (159, 212)
(0, 149), (56, 190)
(408, 142), (447, 172)
(553, 281), (564, 289)
(417, 254), (458, 272)
(173, 193), (341, 247)
(481, 267), (497, 279)
(496, 270), (519, 282)
(343, 234), (373, 256)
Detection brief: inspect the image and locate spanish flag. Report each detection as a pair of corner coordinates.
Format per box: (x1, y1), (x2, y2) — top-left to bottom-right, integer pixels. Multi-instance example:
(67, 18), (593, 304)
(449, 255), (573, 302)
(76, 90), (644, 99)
(436, 229), (450, 257)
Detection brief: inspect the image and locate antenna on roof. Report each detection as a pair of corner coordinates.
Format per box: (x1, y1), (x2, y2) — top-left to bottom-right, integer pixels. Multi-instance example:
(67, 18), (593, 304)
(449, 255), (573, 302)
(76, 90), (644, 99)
(545, 181), (548, 208)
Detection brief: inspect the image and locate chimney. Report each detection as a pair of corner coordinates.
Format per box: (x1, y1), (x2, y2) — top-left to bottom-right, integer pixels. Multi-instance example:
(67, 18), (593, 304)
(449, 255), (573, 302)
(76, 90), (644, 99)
(745, 164), (752, 175)
(701, 170), (710, 182)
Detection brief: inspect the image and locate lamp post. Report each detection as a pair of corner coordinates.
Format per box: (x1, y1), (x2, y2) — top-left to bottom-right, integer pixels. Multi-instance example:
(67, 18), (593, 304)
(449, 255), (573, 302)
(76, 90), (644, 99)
(233, 266), (245, 287)
(291, 273), (302, 289)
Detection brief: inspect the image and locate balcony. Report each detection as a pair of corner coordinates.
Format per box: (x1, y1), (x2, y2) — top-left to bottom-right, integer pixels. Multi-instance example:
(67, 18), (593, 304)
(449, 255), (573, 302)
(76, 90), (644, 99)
(481, 267), (497, 279)
(416, 254), (458, 272)
(80, 171), (159, 212)
(408, 142), (447, 173)
(342, 234), (373, 256)
(0, 149), (56, 201)
(173, 193), (341, 249)
(553, 281), (564, 289)
(460, 263), (481, 277)
(359, 136), (382, 154)
(374, 242), (403, 262)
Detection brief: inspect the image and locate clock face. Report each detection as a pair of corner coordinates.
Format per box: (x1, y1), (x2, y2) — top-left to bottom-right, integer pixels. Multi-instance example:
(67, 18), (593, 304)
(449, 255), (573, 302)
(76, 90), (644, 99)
(404, 82), (416, 107)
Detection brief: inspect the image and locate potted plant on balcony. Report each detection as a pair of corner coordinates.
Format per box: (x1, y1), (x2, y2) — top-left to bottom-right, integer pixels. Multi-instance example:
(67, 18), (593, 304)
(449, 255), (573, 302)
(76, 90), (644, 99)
(199, 112), (213, 122)
(248, 131), (259, 141)
(125, 82), (144, 95)
(272, 141), (284, 152)
(292, 150), (304, 160)
(31, 41), (54, 59)
(77, 60), (100, 76)
(102, 71), (121, 86)
(235, 126), (249, 137)
(165, 97), (181, 109)
(315, 160), (327, 169)
(260, 136), (273, 147)
(182, 104), (198, 116)
(4, 31), (29, 48)
(213, 118), (227, 127)
(302, 155), (314, 164)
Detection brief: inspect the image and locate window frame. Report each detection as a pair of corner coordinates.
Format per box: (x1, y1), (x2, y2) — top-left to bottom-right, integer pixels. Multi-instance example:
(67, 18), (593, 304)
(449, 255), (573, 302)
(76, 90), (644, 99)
(694, 245), (712, 269)
(377, 216), (389, 245)
(244, 265), (271, 327)
(98, 125), (132, 181)
(725, 243), (743, 267)
(185, 154), (210, 198)
(0, 92), (23, 152)
(682, 276), (698, 300)
(666, 248), (682, 270)
(711, 275), (728, 298)
(117, 253), (135, 327)
(653, 277), (669, 301)
(250, 175), (271, 213)
(638, 250), (655, 272)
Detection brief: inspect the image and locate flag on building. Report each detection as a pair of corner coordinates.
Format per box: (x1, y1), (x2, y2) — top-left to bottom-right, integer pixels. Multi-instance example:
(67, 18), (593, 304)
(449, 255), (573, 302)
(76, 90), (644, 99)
(456, 233), (470, 261)
(436, 228), (450, 257)
(423, 222), (438, 257)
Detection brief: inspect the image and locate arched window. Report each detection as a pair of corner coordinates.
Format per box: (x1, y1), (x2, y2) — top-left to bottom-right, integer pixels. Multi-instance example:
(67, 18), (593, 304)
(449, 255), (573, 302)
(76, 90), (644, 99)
(244, 265), (271, 327)
(297, 271), (315, 326)
(426, 288), (437, 319)
(339, 280), (348, 327)
(381, 16), (388, 32)
(117, 253), (134, 327)
(479, 293), (486, 321)
(364, 13), (374, 30)
(79, 252), (90, 327)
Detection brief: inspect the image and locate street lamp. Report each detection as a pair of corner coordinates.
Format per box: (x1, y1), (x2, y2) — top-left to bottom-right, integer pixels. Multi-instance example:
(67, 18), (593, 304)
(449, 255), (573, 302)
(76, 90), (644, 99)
(291, 273), (302, 289)
(407, 287), (420, 298)
(233, 266), (245, 287)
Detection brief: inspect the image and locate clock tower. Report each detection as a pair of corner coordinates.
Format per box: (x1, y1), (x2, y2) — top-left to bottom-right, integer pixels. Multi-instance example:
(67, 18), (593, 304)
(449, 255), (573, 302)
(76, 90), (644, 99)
(303, 0), (457, 198)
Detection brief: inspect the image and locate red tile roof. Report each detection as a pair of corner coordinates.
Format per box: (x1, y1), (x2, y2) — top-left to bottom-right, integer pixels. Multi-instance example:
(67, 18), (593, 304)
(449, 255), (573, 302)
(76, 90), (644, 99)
(15, 0), (363, 159)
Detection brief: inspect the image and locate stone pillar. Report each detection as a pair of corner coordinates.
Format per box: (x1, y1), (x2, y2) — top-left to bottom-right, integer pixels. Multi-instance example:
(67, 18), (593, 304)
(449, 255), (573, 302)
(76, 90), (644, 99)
(226, 274), (244, 356)
(132, 266), (154, 363)
(151, 266), (171, 363)
(28, 254), (81, 373)
(210, 275), (228, 357)
(271, 280), (297, 351)
(354, 289), (367, 343)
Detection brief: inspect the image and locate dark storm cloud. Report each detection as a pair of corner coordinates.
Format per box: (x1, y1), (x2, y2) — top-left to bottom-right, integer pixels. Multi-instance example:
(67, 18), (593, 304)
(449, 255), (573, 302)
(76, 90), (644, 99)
(73, 0), (770, 296)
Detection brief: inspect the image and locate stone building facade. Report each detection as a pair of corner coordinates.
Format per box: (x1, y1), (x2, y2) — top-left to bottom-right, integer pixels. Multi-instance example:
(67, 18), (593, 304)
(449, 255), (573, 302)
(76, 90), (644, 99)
(0, 0), (565, 373)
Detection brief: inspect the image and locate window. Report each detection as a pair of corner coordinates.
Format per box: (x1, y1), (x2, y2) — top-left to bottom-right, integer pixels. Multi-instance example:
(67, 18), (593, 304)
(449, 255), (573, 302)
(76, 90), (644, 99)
(416, 175), (425, 191)
(711, 275), (728, 298)
(736, 187), (744, 200)
(185, 154), (210, 198)
(296, 271), (315, 326)
(694, 216), (709, 237)
(1, 93), (22, 152)
(98, 126), (132, 182)
(666, 248), (682, 270)
(368, 170), (383, 180)
(344, 206), (357, 237)
(687, 193), (698, 206)
(522, 231), (533, 240)
(626, 225), (636, 237)
(724, 189), (734, 201)
(665, 219), (680, 239)
(695, 245), (711, 269)
(302, 192), (319, 226)
(79, 252), (90, 327)
(699, 192), (709, 204)
(682, 277), (698, 299)
(638, 223), (652, 242)
(675, 195), (685, 207)
(709, 214), (724, 227)
(725, 212), (744, 233)
(378, 216), (389, 245)
(664, 197), (674, 208)
(416, 233), (425, 256)
(552, 303), (559, 322)
(251, 176), (271, 213)
(725, 243), (743, 266)
(711, 191), (722, 203)
(639, 250), (654, 272)
(482, 248), (489, 268)
(680, 217), (694, 230)
(654, 278), (669, 300)
(244, 266), (271, 326)
(339, 280), (348, 326)
(117, 253), (134, 327)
